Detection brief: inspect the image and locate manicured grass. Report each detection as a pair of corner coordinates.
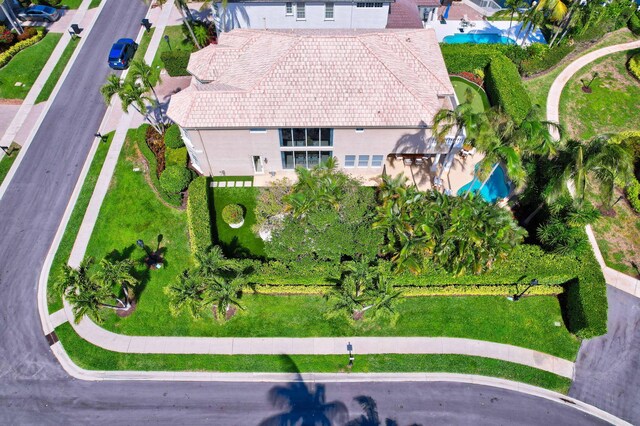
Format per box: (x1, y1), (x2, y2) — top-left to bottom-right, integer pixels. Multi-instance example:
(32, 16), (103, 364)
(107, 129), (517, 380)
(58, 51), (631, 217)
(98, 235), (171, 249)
(55, 323), (571, 394)
(450, 76), (489, 113)
(89, 0), (102, 8)
(47, 133), (114, 313)
(35, 37), (80, 104)
(60, 0), (84, 8)
(212, 186), (265, 258)
(0, 32), (62, 100)
(101, 292), (579, 360)
(0, 145), (20, 185)
(150, 25), (195, 86)
(523, 28), (638, 116)
(559, 50), (640, 139)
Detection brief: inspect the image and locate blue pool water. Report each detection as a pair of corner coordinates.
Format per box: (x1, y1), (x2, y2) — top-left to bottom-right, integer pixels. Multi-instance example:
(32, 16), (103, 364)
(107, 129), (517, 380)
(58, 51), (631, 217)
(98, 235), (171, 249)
(443, 33), (516, 45)
(457, 165), (510, 203)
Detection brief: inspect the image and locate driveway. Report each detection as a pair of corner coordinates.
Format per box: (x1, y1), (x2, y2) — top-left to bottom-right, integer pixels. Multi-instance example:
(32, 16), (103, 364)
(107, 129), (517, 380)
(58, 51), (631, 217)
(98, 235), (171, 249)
(570, 285), (640, 424)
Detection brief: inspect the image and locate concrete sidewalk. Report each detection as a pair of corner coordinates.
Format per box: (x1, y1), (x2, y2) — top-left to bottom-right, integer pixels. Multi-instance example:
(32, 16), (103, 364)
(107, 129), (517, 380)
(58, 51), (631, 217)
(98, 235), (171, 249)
(545, 40), (640, 300)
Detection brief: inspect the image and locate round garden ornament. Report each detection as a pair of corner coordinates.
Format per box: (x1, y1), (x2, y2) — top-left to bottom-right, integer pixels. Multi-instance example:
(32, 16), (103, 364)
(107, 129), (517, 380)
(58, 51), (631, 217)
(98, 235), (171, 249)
(222, 204), (244, 228)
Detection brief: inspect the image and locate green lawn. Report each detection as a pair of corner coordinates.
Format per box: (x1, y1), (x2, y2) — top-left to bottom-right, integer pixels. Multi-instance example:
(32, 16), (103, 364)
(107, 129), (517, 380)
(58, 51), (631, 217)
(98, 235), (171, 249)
(60, 0), (84, 8)
(123, 28), (155, 84)
(450, 76), (489, 113)
(212, 186), (265, 258)
(55, 323), (571, 393)
(559, 50), (640, 140)
(35, 36), (79, 104)
(89, 0), (102, 8)
(48, 133), (114, 313)
(150, 25), (195, 86)
(0, 32), (62, 100)
(523, 28), (638, 116)
(0, 144), (20, 185)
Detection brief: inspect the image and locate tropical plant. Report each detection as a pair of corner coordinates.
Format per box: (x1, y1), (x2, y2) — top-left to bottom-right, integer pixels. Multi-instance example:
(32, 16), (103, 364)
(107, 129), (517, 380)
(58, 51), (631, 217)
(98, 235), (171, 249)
(165, 269), (209, 318)
(93, 258), (138, 309)
(517, 6), (546, 46)
(504, 0), (527, 33)
(209, 275), (246, 320)
(129, 59), (162, 113)
(100, 74), (164, 135)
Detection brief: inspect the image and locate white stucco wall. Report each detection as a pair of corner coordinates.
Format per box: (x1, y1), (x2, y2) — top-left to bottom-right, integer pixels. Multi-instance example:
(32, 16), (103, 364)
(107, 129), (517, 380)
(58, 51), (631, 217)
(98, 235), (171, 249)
(184, 127), (459, 183)
(217, 2), (390, 30)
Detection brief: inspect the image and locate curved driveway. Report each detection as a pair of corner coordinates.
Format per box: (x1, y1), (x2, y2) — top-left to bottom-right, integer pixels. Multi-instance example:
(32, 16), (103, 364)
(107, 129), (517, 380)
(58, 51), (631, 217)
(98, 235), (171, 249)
(0, 1), (623, 423)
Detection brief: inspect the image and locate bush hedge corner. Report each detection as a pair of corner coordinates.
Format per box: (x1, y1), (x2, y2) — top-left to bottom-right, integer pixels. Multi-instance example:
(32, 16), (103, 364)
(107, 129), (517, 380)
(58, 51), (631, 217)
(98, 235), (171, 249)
(160, 165), (191, 194)
(628, 12), (640, 36)
(160, 51), (191, 77)
(164, 125), (185, 149)
(187, 177), (213, 255)
(628, 53), (640, 81)
(165, 146), (188, 167)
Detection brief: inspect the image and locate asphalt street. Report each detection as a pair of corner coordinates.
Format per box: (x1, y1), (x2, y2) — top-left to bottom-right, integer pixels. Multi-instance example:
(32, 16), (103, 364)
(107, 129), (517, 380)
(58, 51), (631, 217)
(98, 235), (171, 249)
(570, 285), (640, 424)
(0, 0), (627, 424)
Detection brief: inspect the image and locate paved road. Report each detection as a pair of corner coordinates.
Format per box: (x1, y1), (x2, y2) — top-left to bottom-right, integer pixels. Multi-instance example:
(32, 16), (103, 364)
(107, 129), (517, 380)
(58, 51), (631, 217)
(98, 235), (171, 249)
(0, 1), (621, 424)
(571, 285), (640, 424)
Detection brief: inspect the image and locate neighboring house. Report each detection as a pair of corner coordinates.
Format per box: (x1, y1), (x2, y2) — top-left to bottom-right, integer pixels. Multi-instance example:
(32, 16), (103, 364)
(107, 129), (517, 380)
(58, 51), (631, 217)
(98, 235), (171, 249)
(167, 28), (463, 186)
(214, 0), (393, 31)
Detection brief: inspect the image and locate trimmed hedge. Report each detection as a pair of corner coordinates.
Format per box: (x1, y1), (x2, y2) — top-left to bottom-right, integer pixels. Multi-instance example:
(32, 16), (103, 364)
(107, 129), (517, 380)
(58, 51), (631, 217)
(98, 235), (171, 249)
(629, 12), (640, 36)
(160, 50), (191, 77)
(440, 44), (531, 123)
(626, 178), (640, 213)
(187, 177), (213, 255)
(165, 146), (188, 167)
(628, 53), (640, 81)
(0, 27), (46, 68)
(485, 55), (531, 123)
(562, 245), (608, 339)
(520, 44), (576, 77)
(250, 284), (562, 297)
(160, 165), (191, 194)
(164, 124), (184, 149)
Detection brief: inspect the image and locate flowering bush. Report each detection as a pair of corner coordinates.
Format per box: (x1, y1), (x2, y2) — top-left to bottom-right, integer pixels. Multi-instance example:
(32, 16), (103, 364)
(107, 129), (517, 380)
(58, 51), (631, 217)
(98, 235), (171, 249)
(455, 71), (484, 87)
(0, 28), (45, 68)
(0, 26), (15, 45)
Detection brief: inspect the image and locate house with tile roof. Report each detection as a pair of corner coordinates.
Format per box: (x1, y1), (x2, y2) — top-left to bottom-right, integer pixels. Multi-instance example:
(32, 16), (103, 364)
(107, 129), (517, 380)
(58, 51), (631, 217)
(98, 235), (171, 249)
(214, 0), (394, 31)
(167, 28), (464, 186)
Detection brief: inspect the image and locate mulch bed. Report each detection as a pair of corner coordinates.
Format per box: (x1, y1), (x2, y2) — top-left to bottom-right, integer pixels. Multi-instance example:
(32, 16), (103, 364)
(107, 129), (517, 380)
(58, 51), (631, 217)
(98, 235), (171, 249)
(116, 301), (137, 318)
(145, 126), (165, 177)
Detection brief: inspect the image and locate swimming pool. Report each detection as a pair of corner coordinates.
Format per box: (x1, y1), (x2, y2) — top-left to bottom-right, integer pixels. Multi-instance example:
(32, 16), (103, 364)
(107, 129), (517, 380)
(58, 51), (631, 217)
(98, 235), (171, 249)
(457, 164), (511, 203)
(443, 33), (516, 45)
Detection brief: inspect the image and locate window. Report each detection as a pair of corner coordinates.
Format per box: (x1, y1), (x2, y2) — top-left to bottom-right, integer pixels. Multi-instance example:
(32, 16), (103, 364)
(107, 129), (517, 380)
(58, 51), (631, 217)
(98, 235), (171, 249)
(358, 155), (370, 167)
(355, 128), (364, 133)
(280, 128), (333, 170)
(286, 2), (293, 15)
(253, 156), (264, 173)
(344, 155), (356, 168)
(296, 2), (305, 19)
(356, 2), (383, 6)
(325, 2), (334, 19)
(280, 129), (333, 147)
(282, 151), (333, 169)
(371, 155), (384, 167)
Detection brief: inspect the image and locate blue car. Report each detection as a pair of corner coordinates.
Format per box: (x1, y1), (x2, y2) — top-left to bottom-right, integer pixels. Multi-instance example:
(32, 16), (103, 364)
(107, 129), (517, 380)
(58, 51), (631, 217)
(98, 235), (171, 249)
(108, 38), (138, 70)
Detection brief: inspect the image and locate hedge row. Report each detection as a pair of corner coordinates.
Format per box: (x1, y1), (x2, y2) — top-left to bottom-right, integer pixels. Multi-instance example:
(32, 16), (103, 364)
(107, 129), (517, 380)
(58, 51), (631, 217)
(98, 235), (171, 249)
(562, 244), (608, 339)
(625, 178), (640, 213)
(165, 146), (188, 167)
(440, 44), (531, 123)
(520, 44), (575, 77)
(0, 27), (45, 68)
(160, 51), (191, 77)
(249, 284), (562, 297)
(134, 125), (182, 206)
(628, 53), (640, 81)
(629, 12), (640, 36)
(485, 55), (531, 123)
(187, 177), (213, 255)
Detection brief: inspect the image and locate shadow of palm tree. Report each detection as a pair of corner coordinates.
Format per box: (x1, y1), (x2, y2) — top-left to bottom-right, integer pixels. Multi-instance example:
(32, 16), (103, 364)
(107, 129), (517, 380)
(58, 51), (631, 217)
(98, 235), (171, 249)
(259, 355), (348, 426)
(347, 395), (422, 426)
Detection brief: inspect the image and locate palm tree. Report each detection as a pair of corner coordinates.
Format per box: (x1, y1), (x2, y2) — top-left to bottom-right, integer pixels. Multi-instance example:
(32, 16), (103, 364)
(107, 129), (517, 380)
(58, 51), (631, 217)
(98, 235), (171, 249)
(175, 0), (203, 49)
(65, 278), (113, 324)
(504, 0), (527, 33)
(94, 258), (138, 310)
(473, 134), (526, 198)
(165, 269), (208, 318)
(100, 74), (164, 134)
(209, 275), (245, 321)
(433, 88), (490, 180)
(129, 59), (162, 109)
(517, 6), (546, 45)
(194, 245), (239, 276)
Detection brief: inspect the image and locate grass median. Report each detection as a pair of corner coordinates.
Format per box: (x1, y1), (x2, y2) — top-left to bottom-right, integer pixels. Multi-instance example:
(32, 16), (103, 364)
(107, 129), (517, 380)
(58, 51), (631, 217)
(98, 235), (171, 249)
(35, 37), (80, 104)
(55, 322), (572, 394)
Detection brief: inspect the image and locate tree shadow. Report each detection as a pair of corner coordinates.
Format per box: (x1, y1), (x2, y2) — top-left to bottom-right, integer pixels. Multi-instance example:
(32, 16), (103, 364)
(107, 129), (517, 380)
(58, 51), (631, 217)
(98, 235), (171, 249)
(104, 244), (151, 303)
(259, 355), (349, 426)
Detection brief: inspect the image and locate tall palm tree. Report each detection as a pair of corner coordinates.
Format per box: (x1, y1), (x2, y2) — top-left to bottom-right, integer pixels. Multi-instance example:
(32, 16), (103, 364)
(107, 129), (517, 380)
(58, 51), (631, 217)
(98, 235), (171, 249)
(433, 88), (489, 180)
(129, 59), (162, 109)
(504, 0), (527, 33)
(65, 278), (113, 324)
(473, 133), (526, 198)
(175, 0), (202, 49)
(517, 6), (546, 45)
(100, 74), (164, 134)
(94, 258), (138, 309)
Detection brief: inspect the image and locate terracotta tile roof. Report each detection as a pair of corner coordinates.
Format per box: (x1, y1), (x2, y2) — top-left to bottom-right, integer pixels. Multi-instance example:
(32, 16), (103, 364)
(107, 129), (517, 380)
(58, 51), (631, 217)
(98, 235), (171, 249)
(386, 0), (424, 29)
(167, 29), (455, 129)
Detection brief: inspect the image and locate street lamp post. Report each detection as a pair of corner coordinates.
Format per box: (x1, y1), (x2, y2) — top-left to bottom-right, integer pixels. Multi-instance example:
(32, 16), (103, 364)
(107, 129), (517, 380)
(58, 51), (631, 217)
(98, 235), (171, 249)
(164, 35), (171, 51)
(347, 342), (354, 368)
(508, 279), (539, 301)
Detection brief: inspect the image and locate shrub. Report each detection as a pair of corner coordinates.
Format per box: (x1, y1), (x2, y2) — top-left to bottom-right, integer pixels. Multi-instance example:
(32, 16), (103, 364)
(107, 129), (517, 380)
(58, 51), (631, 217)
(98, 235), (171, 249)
(164, 124), (184, 149)
(165, 146), (188, 167)
(0, 26), (15, 45)
(222, 204), (244, 225)
(485, 55), (532, 123)
(159, 165), (191, 194)
(16, 26), (38, 42)
(187, 177), (213, 255)
(629, 12), (640, 36)
(626, 178), (640, 213)
(0, 27), (45, 68)
(160, 50), (191, 77)
(628, 53), (640, 81)
(520, 44), (575, 76)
